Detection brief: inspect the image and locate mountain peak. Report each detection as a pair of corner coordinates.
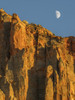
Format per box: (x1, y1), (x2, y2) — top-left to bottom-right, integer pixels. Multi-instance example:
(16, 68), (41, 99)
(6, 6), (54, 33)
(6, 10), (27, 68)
(0, 8), (5, 12)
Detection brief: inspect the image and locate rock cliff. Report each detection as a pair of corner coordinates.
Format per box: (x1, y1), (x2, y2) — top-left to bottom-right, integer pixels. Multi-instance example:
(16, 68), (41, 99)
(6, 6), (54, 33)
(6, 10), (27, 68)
(0, 8), (75, 100)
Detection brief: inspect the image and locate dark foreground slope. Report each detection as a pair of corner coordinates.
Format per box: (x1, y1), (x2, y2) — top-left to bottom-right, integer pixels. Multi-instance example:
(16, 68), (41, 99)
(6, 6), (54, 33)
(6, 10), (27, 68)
(0, 9), (75, 100)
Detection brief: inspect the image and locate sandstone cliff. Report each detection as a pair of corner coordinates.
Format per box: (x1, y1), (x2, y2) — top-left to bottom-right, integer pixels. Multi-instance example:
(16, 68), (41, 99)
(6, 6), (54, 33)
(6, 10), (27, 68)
(0, 8), (75, 100)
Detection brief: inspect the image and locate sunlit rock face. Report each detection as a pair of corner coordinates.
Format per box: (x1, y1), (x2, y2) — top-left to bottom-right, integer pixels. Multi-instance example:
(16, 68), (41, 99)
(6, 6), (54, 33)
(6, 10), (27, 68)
(0, 9), (75, 100)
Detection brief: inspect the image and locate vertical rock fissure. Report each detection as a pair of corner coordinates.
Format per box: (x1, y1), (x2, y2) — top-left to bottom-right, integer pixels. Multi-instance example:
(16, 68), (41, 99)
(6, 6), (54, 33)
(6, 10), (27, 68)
(36, 30), (38, 61)
(67, 81), (70, 100)
(53, 69), (56, 100)
(45, 44), (46, 100)
(36, 30), (39, 100)
(66, 66), (70, 100)
(74, 60), (75, 73)
(70, 39), (72, 52)
(57, 60), (60, 79)
(4, 21), (11, 59)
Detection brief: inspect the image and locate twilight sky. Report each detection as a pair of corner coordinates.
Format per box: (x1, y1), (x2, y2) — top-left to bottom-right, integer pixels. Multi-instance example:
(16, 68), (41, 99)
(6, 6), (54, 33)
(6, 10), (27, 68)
(0, 0), (75, 37)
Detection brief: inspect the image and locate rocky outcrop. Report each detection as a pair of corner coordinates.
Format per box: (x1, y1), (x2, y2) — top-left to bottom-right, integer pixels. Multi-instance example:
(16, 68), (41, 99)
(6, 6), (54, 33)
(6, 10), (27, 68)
(0, 9), (75, 100)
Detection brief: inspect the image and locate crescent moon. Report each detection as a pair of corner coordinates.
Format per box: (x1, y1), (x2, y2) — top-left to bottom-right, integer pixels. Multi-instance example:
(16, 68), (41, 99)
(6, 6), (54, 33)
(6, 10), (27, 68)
(56, 10), (61, 19)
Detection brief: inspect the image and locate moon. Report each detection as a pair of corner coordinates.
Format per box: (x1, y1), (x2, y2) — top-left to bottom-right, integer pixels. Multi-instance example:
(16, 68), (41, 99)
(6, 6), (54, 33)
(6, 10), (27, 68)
(56, 10), (61, 19)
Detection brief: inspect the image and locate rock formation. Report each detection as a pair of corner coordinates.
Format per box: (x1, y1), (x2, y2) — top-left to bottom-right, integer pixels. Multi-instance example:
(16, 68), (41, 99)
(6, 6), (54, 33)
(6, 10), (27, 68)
(0, 8), (75, 100)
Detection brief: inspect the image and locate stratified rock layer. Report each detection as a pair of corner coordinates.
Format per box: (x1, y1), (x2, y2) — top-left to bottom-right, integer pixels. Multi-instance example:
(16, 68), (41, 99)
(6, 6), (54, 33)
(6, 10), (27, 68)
(0, 9), (75, 100)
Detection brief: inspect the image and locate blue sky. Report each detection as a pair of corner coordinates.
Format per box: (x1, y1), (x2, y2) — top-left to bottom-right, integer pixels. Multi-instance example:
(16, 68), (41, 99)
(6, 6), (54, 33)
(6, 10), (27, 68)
(0, 0), (75, 37)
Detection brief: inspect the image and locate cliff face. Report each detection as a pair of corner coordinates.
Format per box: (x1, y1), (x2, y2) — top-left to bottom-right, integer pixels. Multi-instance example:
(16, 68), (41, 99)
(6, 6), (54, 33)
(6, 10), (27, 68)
(0, 9), (75, 100)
